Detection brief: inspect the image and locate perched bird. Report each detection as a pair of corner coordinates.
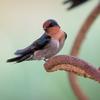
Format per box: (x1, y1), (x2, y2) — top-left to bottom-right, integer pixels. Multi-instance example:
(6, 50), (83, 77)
(7, 19), (67, 63)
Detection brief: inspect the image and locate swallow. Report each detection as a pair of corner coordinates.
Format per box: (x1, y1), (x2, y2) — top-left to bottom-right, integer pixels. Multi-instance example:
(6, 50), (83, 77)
(7, 19), (67, 63)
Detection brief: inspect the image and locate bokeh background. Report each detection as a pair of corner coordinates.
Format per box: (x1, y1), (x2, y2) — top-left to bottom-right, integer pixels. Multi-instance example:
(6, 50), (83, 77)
(0, 0), (100, 100)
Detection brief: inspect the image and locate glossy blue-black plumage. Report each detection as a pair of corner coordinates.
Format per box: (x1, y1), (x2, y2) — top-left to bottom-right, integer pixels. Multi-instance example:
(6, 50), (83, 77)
(7, 34), (51, 63)
(15, 34), (51, 55)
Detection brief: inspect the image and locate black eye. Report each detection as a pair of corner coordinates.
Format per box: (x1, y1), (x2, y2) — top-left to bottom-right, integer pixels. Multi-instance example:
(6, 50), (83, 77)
(48, 23), (54, 27)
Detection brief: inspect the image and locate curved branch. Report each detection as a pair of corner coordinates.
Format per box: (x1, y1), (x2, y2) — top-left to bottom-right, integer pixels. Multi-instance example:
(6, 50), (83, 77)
(68, 2), (100, 100)
(44, 55), (100, 83)
(43, 2), (100, 100)
(70, 3), (100, 56)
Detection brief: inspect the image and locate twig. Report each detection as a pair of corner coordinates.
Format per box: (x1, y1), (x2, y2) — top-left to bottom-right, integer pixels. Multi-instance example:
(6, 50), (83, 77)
(44, 2), (100, 100)
(70, 2), (100, 56)
(68, 2), (100, 100)
(44, 55), (100, 83)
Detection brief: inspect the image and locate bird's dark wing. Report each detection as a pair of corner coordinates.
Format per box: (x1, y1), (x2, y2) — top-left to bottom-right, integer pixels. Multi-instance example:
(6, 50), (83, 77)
(7, 34), (51, 63)
(15, 33), (51, 55)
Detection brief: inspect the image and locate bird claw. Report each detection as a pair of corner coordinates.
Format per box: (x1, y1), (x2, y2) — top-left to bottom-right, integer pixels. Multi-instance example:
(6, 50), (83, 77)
(43, 58), (48, 62)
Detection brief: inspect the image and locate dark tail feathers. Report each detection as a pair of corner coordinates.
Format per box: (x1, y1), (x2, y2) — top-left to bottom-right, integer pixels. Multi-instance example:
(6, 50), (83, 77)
(7, 56), (23, 63)
(7, 55), (30, 63)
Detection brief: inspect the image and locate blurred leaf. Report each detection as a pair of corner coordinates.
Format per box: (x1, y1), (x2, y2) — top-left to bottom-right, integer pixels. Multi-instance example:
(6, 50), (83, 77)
(63, 0), (89, 10)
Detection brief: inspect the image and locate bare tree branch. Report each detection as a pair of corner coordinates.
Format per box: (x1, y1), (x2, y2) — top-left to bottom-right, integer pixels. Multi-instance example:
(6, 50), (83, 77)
(44, 2), (100, 100)
(68, 2), (100, 100)
(44, 55), (100, 83)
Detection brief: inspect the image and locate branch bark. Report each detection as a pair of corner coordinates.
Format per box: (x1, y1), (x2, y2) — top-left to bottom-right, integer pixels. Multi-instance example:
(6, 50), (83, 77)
(44, 55), (100, 83)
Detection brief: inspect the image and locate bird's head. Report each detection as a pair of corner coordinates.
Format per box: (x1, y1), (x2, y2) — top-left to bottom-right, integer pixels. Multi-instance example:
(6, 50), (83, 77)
(43, 19), (60, 35)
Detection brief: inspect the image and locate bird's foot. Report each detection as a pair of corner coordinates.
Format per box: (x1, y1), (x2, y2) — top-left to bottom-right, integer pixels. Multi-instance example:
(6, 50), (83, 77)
(43, 58), (48, 62)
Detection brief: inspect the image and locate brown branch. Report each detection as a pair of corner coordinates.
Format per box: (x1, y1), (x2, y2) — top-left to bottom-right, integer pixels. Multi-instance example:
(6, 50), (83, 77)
(43, 2), (100, 100)
(68, 2), (100, 100)
(44, 55), (100, 83)
(70, 3), (100, 56)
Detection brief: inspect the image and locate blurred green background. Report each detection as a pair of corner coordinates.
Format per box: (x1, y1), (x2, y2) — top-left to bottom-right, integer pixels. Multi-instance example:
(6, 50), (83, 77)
(0, 0), (100, 100)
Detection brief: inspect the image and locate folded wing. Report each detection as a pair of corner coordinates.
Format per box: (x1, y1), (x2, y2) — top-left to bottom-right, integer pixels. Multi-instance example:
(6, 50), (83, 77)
(15, 33), (51, 55)
(7, 34), (51, 63)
